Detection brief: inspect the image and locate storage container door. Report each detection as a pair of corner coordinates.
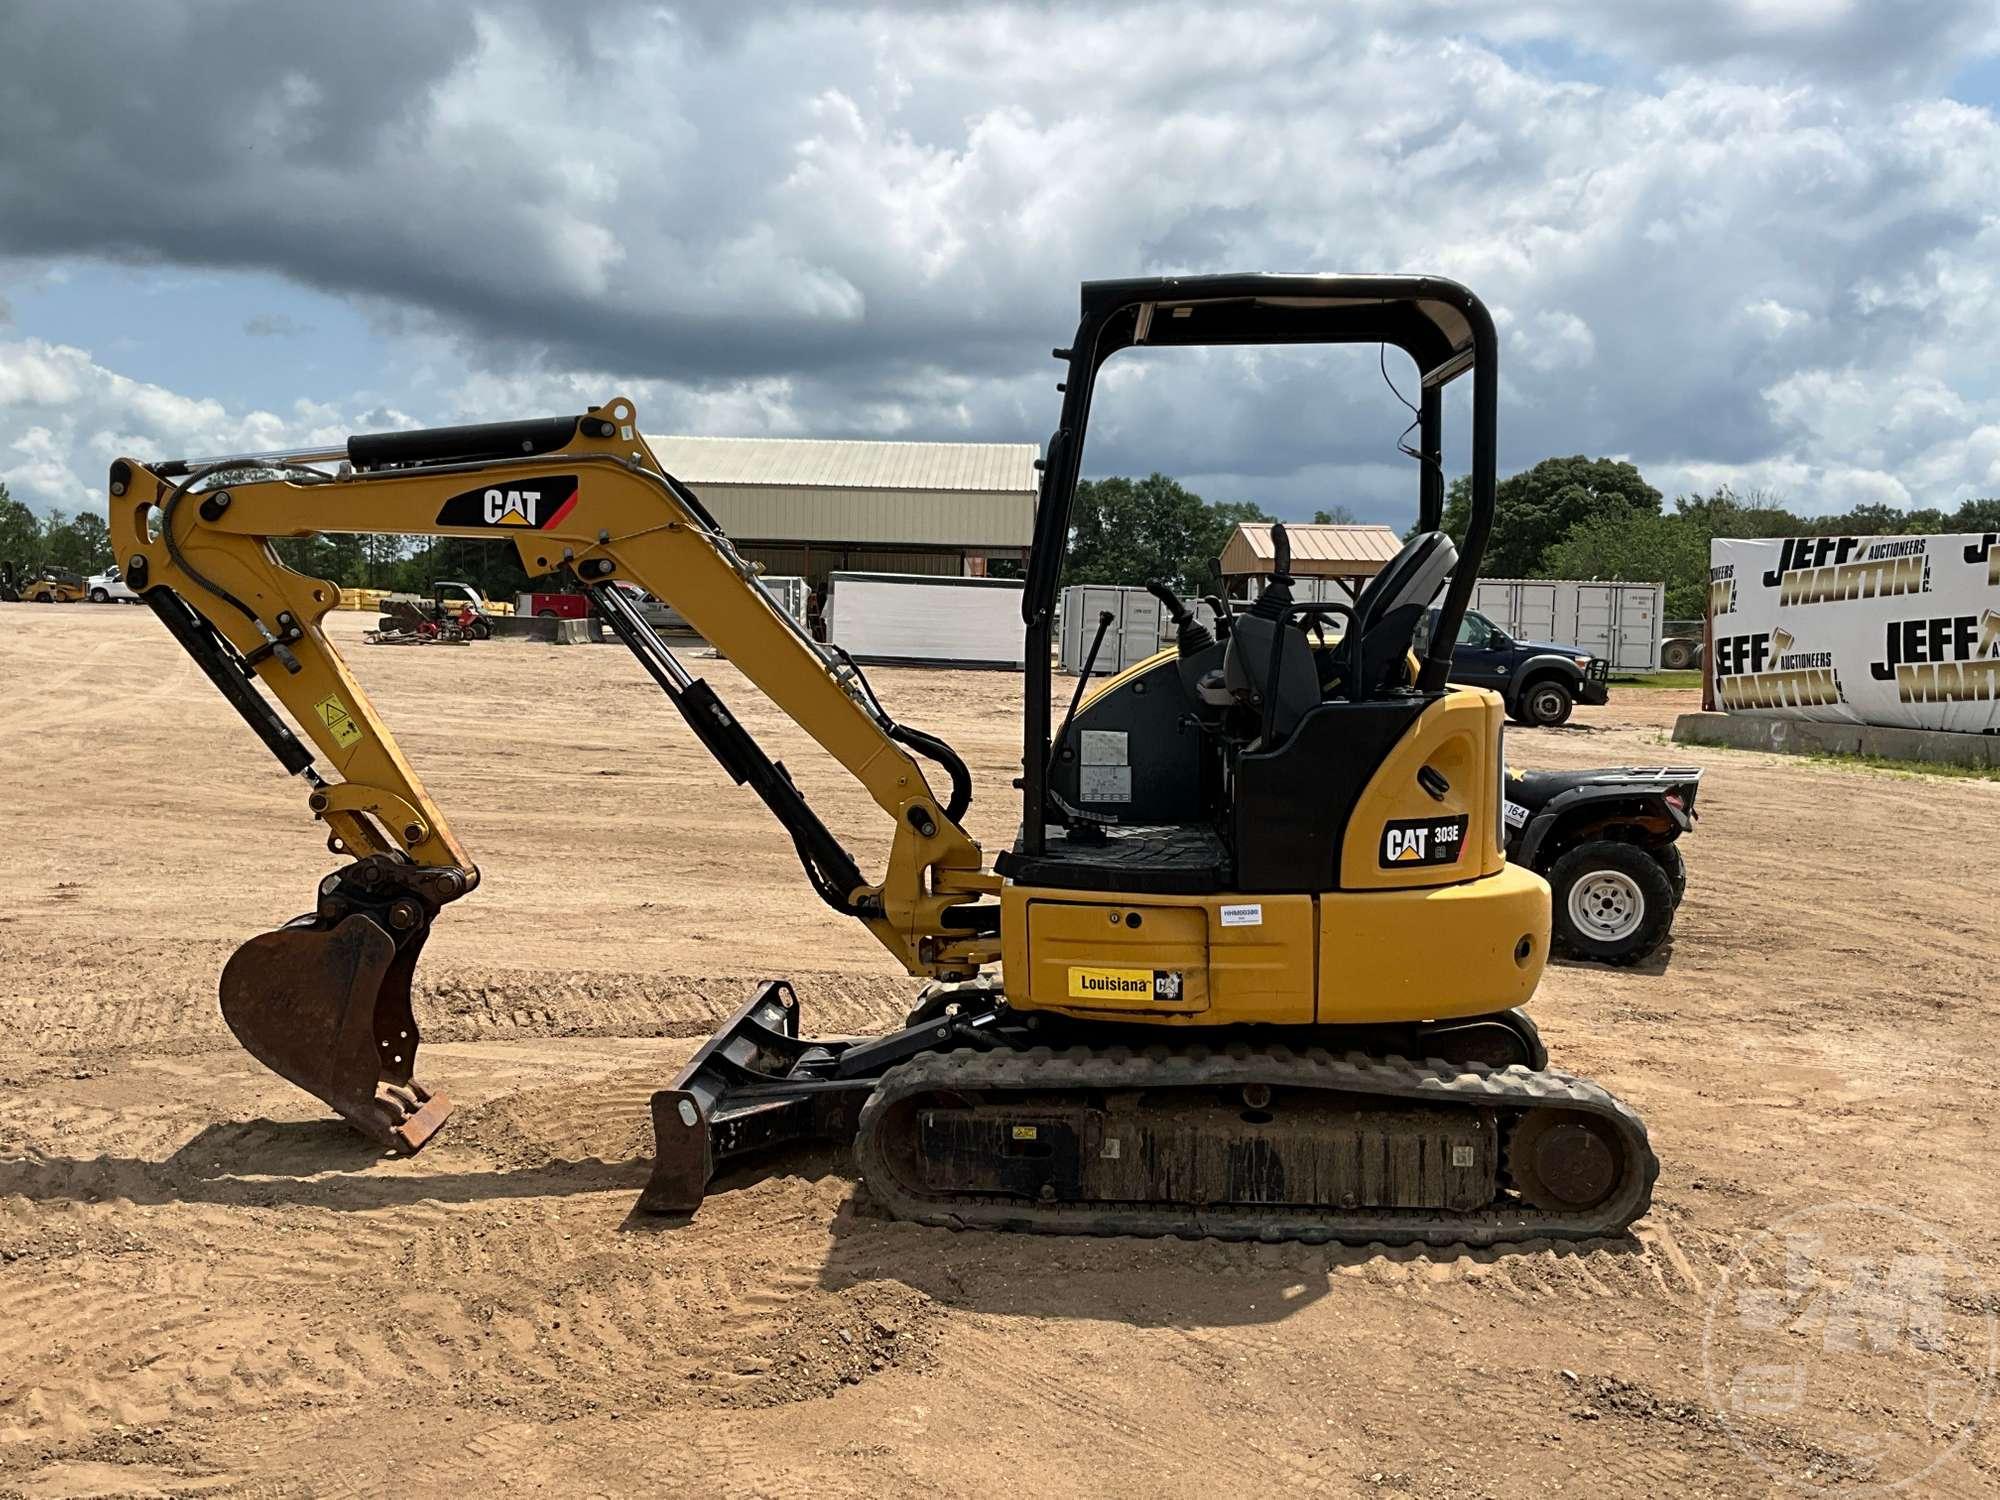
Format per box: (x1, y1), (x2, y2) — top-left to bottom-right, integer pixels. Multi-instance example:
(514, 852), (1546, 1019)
(1515, 583), (1559, 642)
(1119, 589), (1159, 671)
(1573, 585), (1615, 660)
(1614, 585), (1659, 671)
(1472, 582), (1515, 631)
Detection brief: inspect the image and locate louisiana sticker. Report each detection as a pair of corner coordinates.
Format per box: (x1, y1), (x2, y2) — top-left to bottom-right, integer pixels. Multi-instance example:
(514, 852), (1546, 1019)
(1379, 814), (1468, 868)
(1068, 966), (1185, 1002)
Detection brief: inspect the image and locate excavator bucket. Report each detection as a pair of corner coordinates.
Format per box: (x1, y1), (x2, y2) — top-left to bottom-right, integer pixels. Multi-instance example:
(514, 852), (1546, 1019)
(219, 913), (451, 1152)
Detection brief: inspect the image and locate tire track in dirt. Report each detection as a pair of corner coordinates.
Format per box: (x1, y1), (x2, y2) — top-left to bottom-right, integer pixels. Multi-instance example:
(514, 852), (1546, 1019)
(0, 964), (920, 1058)
(943, 1320), (1296, 1489)
(0, 1122), (929, 1455)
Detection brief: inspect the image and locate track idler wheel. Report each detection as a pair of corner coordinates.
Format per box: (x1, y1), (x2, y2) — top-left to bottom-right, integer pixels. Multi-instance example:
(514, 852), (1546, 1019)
(219, 866), (458, 1152)
(1506, 1108), (1621, 1212)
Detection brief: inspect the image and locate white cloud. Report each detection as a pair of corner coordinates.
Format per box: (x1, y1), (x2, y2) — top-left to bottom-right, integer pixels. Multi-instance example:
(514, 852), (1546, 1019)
(0, 337), (370, 511)
(2, 4), (2000, 523)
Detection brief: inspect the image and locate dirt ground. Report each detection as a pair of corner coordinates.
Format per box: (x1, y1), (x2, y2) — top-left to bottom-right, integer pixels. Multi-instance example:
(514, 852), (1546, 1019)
(2, 601), (1996, 1499)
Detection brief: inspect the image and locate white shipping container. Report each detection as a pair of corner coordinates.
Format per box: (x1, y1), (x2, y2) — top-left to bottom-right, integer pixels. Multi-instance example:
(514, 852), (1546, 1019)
(1057, 584), (1222, 673)
(824, 572), (1025, 668)
(754, 574), (808, 625)
(1468, 578), (1662, 673)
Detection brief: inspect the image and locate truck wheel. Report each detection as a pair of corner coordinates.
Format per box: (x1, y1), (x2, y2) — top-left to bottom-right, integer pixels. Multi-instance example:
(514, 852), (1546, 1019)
(537, 609), (558, 619)
(1660, 639), (1696, 670)
(1549, 841), (1675, 966)
(89, 587), (109, 604)
(1516, 677), (1575, 727)
(1651, 843), (1688, 906)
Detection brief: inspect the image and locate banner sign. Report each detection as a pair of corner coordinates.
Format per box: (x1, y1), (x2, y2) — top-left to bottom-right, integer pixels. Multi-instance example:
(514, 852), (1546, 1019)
(1706, 533), (2000, 733)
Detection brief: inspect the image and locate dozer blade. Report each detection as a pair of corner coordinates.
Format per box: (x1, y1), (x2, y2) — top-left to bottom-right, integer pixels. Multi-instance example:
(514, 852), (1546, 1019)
(219, 912), (451, 1152)
(641, 981), (870, 1216)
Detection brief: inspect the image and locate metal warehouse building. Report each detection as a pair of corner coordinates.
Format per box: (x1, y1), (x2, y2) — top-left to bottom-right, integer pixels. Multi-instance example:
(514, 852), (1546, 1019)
(647, 435), (1038, 592)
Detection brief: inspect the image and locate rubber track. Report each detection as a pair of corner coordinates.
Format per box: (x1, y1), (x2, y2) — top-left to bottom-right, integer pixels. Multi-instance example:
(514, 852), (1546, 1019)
(853, 1043), (1658, 1247)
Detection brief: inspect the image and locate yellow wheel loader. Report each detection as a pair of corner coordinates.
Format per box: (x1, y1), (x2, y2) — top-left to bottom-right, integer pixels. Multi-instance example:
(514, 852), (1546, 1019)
(105, 274), (1655, 1244)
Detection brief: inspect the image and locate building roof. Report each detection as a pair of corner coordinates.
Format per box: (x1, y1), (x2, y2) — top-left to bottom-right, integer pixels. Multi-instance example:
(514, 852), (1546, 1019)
(648, 434), (1038, 494)
(1221, 522), (1404, 578)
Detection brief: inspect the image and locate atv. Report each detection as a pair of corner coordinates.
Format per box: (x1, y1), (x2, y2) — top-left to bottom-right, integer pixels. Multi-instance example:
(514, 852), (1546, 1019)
(1503, 765), (1701, 966)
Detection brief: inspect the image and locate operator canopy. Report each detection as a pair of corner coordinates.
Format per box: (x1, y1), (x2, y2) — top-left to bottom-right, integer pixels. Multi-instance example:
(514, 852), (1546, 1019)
(1079, 273), (1482, 386)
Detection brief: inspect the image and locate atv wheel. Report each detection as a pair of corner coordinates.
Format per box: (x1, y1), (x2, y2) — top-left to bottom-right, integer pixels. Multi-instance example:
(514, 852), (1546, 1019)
(1651, 843), (1688, 906)
(1548, 840), (1674, 966)
(1516, 677), (1575, 727)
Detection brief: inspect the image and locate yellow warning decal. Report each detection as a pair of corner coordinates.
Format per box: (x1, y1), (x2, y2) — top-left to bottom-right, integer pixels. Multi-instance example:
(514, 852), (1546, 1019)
(313, 693), (363, 749)
(1067, 965), (1154, 1001)
(1011, 1125), (1038, 1141)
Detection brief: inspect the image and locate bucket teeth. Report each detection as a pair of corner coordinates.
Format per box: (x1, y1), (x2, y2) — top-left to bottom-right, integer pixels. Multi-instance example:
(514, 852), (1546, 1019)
(219, 912), (451, 1152)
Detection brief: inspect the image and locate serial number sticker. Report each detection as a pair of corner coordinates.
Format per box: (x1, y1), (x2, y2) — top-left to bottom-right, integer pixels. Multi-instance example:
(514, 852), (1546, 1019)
(1011, 1125), (1039, 1141)
(313, 693), (364, 749)
(1451, 1145), (1477, 1169)
(1220, 903), (1263, 927)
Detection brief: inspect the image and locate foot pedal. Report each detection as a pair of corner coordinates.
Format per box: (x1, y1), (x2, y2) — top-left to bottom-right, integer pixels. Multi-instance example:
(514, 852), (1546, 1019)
(220, 913), (452, 1152)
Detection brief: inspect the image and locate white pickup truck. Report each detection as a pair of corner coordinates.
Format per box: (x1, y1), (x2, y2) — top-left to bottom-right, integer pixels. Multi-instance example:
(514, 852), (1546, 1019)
(86, 568), (140, 603)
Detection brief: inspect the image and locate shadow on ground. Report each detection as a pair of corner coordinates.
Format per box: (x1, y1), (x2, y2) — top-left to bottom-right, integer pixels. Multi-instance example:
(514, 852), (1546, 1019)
(0, 1117), (649, 1211)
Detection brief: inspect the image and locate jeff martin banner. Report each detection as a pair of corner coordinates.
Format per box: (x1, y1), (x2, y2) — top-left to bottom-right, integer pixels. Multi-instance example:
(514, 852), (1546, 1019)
(1706, 533), (2000, 733)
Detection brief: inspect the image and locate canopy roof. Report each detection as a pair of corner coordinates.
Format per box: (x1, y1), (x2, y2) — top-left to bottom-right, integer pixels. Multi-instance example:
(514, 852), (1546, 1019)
(1080, 273), (1483, 386)
(1220, 521), (1405, 579)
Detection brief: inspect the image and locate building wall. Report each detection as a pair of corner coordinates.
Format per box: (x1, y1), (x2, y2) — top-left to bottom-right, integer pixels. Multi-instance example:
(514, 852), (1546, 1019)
(740, 543), (966, 582)
(696, 483), (1033, 549)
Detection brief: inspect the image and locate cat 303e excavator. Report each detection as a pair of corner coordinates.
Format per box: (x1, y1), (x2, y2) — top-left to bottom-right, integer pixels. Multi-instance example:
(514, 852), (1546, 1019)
(107, 274), (1657, 1245)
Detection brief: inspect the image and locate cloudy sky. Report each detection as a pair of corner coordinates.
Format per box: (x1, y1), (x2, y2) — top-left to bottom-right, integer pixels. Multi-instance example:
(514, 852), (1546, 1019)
(4, 1), (2000, 524)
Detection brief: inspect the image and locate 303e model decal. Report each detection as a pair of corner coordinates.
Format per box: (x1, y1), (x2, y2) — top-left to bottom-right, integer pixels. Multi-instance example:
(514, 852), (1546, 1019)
(1379, 814), (1468, 868)
(434, 475), (580, 530)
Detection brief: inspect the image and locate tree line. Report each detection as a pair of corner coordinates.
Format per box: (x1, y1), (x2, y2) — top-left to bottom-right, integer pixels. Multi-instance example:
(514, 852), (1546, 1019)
(0, 481), (536, 600)
(12, 461), (2000, 621)
(1437, 456), (2000, 620)
(1059, 462), (2000, 620)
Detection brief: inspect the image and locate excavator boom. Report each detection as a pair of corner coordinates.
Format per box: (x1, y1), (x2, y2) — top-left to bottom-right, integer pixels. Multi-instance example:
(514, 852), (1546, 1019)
(107, 401), (996, 1149)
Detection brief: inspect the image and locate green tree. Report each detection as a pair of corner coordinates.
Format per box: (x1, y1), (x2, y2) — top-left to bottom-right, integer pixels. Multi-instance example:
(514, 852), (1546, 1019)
(390, 534), (530, 601)
(1311, 504), (1358, 525)
(272, 532), (368, 587)
(1952, 497), (2000, 530)
(1442, 456), (1662, 577)
(1063, 474), (1271, 592)
(37, 509), (114, 573)
(0, 484), (37, 572)
(1543, 509), (1712, 621)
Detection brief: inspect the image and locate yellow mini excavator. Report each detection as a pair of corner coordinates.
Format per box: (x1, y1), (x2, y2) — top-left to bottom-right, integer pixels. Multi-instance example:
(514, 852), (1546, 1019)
(107, 274), (1656, 1244)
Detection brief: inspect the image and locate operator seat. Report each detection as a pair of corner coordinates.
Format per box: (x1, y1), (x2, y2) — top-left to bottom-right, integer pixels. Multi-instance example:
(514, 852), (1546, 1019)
(1223, 528), (1462, 744)
(1336, 531), (1458, 696)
